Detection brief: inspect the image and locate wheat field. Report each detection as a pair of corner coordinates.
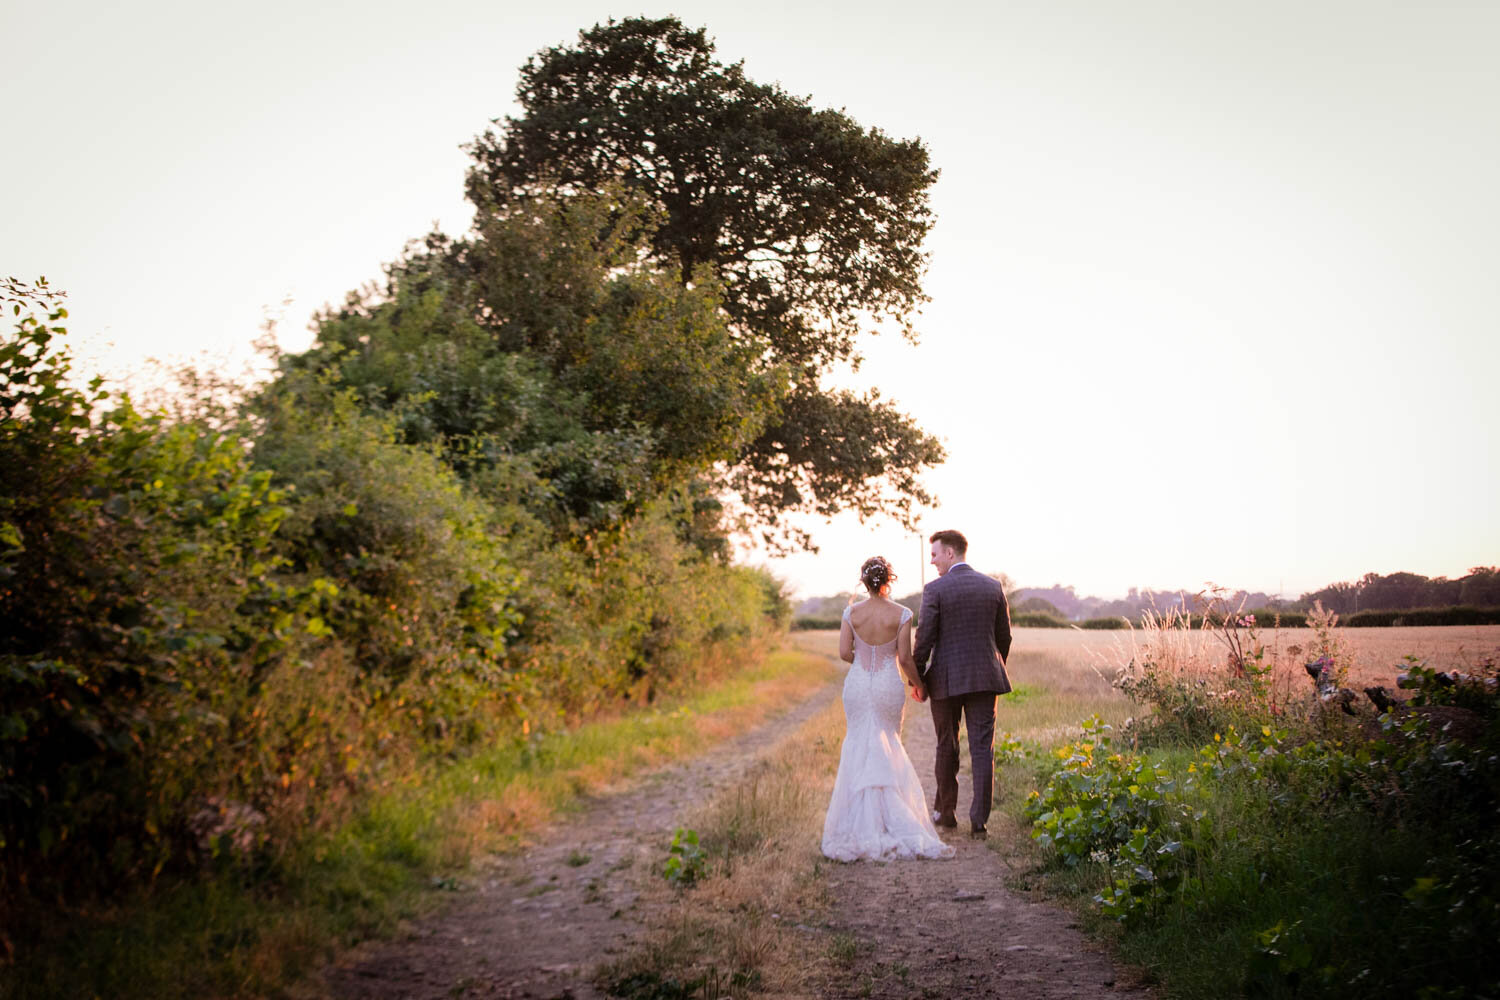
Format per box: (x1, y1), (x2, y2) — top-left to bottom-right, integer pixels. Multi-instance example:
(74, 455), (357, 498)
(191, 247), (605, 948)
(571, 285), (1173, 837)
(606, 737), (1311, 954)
(1014, 623), (1500, 688)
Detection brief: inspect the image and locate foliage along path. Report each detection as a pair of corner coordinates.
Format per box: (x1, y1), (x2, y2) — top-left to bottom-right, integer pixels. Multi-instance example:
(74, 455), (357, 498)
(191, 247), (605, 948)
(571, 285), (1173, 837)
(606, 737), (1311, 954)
(319, 642), (1147, 999)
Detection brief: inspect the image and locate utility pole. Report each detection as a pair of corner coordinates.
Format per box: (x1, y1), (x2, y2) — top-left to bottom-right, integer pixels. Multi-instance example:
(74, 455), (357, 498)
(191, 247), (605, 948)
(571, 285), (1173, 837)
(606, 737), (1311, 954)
(918, 533), (926, 626)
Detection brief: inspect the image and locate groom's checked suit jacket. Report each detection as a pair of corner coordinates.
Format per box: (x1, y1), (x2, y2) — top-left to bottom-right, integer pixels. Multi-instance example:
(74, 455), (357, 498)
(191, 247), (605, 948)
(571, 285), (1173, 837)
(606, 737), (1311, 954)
(912, 564), (1013, 701)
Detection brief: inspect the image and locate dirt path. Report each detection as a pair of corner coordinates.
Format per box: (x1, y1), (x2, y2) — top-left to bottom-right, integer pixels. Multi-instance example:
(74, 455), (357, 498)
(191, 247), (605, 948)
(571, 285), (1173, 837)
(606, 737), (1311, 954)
(320, 674), (842, 1000)
(817, 700), (1151, 999)
(320, 640), (1149, 1000)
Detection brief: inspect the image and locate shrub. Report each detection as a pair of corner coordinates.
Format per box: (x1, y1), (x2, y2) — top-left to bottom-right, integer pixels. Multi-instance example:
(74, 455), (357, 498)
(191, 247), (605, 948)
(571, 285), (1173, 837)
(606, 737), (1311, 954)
(1111, 595), (1318, 747)
(662, 826), (706, 886)
(1024, 658), (1500, 998)
(0, 284), (788, 918)
(1027, 718), (1204, 870)
(2, 290), (291, 889)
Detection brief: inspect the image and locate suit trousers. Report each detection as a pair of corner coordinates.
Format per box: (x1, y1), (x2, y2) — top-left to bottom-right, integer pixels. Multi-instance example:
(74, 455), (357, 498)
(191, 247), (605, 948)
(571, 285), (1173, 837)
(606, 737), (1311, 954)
(929, 690), (998, 828)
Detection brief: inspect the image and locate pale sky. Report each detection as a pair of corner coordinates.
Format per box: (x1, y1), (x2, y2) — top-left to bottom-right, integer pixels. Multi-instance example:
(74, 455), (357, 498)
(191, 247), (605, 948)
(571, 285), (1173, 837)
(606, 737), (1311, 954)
(4, 0), (1497, 601)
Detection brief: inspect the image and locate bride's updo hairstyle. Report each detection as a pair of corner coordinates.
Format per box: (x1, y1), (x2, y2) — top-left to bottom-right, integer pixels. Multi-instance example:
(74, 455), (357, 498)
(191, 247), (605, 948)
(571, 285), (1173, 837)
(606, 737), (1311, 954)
(860, 556), (896, 597)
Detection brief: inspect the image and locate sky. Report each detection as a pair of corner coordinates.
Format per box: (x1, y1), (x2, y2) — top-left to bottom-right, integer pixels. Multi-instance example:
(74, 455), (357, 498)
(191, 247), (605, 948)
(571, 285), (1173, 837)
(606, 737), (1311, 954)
(4, 0), (1497, 601)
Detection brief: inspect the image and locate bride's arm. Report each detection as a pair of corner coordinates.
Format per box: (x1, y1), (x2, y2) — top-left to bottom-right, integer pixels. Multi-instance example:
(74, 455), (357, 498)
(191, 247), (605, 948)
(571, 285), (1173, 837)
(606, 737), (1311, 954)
(897, 620), (926, 698)
(839, 615), (855, 663)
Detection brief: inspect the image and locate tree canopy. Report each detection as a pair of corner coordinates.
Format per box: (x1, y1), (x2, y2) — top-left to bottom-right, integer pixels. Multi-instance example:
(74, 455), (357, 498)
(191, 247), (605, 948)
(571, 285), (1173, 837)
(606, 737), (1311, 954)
(272, 188), (778, 538)
(464, 16), (945, 546)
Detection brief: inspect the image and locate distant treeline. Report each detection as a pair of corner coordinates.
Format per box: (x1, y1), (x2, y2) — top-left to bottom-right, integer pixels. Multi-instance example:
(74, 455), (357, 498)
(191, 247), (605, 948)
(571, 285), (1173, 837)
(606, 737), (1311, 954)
(1010, 568), (1500, 622)
(799, 603), (1500, 632)
(1012, 606), (1500, 630)
(1301, 568), (1500, 616)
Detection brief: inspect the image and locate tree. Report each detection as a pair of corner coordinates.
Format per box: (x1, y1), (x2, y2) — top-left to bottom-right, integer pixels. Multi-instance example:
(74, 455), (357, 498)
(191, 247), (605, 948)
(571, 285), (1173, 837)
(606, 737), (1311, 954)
(464, 16), (945, 547)
(1461, 567), (1500, 607)
(273, 188), (779, 535)
(988, 571), (1021, 604)
(1012, 596), (1064, 618)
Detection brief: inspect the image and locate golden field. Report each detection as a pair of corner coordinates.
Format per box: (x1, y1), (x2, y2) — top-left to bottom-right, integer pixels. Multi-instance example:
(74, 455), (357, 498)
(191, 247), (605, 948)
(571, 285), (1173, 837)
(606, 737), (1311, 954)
(1012, 623), (1500, 689)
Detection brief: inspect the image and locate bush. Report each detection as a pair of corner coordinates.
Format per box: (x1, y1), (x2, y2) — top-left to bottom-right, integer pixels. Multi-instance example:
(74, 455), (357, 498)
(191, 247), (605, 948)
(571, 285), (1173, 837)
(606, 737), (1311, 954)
(2, 296), (290, 890)
(1024, 652), (1500, 998)
(1026, 717), (1205, 882)
(0, 282), (787, 921)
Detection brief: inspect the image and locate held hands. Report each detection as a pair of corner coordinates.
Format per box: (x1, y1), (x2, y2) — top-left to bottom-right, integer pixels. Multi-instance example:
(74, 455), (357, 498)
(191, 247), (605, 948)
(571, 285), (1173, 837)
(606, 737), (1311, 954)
(909, 681), (928, 703)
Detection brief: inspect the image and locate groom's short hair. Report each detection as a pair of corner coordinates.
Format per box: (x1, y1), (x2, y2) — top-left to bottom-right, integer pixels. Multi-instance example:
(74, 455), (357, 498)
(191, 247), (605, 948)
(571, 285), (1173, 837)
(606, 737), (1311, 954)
(929, 529), (968, 557)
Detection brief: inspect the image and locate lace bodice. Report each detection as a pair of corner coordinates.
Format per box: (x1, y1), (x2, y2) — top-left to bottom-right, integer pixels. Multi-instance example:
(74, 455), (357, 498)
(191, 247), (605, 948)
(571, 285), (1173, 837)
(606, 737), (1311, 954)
(843, 602), (911, 674)
(840, 602), (912, 737)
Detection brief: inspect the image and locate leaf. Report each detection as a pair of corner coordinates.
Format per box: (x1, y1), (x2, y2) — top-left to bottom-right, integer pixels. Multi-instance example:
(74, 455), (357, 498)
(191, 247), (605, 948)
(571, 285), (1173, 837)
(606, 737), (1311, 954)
(1403, 877), (1439, 902)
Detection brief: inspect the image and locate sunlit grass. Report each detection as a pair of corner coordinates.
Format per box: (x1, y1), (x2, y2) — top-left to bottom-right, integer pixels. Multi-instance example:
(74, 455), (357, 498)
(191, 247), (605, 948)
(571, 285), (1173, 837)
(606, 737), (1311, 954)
(996, 646), (1133, 747)
(6, 644), (837, 1000)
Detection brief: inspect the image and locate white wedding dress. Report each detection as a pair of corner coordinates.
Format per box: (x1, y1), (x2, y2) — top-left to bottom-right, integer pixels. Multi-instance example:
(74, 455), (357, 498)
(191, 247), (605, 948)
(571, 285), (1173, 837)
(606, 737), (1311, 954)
(821, 604), (955, 862)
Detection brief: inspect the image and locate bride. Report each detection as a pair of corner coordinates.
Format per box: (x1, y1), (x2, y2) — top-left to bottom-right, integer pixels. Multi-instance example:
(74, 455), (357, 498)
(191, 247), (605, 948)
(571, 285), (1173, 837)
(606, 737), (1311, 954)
(821, 556), (955, 862)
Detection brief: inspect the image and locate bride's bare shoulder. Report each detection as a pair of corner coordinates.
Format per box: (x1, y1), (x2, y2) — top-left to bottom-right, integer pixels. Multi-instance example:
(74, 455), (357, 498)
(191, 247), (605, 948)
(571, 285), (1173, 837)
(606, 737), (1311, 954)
(851, 598), (903, 635)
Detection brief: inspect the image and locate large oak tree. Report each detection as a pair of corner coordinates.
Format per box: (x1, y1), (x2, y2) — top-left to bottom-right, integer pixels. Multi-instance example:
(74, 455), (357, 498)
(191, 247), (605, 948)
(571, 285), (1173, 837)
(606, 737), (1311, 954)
(464, 17), (946, 548)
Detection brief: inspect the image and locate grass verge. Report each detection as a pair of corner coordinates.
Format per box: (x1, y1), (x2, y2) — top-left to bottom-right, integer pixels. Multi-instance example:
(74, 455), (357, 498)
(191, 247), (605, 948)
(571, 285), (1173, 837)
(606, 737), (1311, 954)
(4, 641), (825, 1000)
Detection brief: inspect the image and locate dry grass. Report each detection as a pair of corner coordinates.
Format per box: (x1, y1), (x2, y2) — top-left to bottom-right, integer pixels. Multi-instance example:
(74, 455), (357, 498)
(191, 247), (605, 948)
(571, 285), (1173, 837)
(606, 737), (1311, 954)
(998, 647), (1135, 745)
(596, 698), (846, 999)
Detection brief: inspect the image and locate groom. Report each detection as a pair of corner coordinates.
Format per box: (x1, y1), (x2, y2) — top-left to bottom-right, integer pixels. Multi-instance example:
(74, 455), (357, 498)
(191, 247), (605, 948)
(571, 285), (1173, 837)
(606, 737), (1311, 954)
(912, 530), (1013, 840)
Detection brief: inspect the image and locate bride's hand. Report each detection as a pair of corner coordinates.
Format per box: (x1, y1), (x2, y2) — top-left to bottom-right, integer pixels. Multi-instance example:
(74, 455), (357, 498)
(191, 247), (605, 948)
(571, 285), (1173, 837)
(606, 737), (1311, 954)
(911, 682), (928, 703)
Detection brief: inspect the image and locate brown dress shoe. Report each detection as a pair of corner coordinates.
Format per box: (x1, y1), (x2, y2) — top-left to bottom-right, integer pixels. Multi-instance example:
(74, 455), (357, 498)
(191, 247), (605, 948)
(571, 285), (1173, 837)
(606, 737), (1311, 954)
(932, 810), (958, 829)
(969, 825), (987, 840)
